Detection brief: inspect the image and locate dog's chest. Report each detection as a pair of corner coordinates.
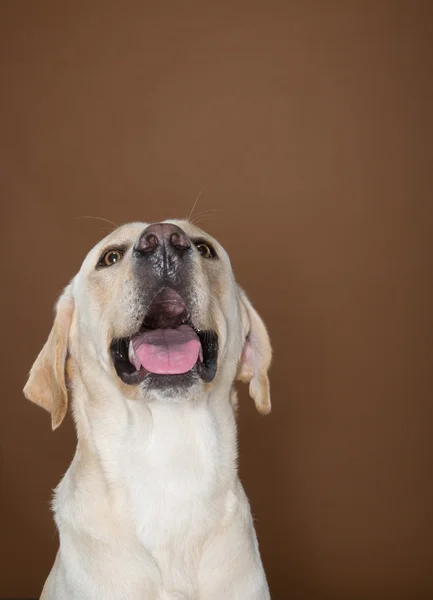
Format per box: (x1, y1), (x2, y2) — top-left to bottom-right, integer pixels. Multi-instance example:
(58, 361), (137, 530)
(115, 404), (226, 549)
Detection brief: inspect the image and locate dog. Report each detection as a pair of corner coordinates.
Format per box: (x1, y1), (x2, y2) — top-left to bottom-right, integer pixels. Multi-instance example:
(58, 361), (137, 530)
(24, 220), (272, 599)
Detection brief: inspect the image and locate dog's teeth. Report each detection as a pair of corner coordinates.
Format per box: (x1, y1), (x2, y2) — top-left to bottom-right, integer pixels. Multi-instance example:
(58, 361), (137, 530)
(128, 340), (141, 371)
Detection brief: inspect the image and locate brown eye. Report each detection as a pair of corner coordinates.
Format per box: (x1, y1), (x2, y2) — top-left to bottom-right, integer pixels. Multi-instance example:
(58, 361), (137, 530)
(103, 249), (123, 267)
(196, 243), (212, 258)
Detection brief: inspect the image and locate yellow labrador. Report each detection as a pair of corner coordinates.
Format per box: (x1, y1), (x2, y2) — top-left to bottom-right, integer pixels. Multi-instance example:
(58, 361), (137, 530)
(24, 220), (272, 600)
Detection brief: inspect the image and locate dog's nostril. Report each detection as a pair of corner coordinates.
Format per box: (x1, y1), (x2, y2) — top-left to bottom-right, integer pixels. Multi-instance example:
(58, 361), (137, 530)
(170, 232), (190, 250)
(135, 223), (191, 256)
(144, 234), (158, 251)
(137, 233), (158, 253)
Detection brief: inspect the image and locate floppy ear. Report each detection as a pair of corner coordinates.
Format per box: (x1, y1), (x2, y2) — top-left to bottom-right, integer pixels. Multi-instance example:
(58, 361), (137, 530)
(23, 285), (74, 430)
(237, 290), (272, 415)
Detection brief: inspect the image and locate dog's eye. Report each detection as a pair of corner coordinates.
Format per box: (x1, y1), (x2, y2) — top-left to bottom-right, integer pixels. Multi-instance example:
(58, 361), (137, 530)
(101, 249), (123, 267)
(196, 243), (213, 259)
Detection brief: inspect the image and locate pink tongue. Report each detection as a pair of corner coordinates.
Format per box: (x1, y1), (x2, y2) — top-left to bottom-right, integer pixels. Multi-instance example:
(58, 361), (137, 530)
(132, 325), (201, 375)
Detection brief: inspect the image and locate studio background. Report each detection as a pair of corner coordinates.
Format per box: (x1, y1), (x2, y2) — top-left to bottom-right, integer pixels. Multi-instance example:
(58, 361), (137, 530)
(1, 2), (432, 599)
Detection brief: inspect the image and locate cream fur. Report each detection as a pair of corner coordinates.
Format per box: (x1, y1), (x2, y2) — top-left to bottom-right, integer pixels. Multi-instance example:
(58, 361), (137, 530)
(24, 220), (272, 600)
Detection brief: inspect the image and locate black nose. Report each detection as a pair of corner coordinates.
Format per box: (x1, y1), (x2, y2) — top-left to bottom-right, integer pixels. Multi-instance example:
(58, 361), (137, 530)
(135, 223), (191, 256)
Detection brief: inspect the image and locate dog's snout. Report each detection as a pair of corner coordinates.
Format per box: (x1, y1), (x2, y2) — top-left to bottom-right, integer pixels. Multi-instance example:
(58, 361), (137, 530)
(135, 223), (191, 255)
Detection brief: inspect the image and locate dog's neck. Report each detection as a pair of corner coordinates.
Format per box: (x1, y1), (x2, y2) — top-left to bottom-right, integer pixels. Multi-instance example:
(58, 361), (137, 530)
(72, 364), (238, 464)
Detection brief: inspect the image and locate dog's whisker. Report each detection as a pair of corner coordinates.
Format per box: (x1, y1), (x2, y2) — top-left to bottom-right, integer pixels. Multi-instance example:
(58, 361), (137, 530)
(190, 209), (219, 227)
(77, 215), (119, 231)
(191, 208), (219, 219)
(191, 214), (219, 227)
(186, 189), (204, 222)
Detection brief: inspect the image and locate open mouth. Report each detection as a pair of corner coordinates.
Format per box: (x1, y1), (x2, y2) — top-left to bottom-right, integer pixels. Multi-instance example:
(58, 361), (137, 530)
(110, 288), (218, 387)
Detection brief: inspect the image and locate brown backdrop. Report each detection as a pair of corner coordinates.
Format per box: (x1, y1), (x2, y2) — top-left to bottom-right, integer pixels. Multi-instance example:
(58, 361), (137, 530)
(1, 2), (432, 599)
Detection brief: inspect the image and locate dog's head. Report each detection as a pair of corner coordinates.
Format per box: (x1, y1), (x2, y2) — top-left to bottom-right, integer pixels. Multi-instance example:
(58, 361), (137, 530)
(23, 221), (271, 429)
